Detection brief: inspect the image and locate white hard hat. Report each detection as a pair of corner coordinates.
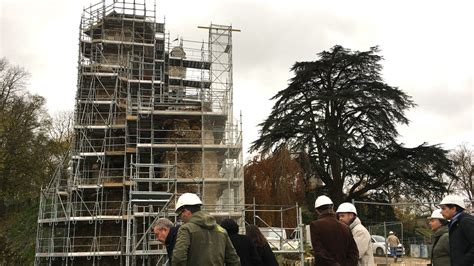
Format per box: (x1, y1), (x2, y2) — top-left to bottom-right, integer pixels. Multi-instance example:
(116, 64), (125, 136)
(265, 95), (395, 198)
(428, 209), (445, 220)
(336, 202), (357, 215)
(315, 195), (333, 209)
(389, 231), (394, 235)
(439, 194), (466, 209)
(175, 193), (202, 211)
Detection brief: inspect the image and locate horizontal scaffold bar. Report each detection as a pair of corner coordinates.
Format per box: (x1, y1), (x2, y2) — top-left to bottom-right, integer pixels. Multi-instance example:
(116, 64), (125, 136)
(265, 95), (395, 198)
(38, 215), (127, 223)
(136, 143), (240, 151)
(36, 251), (122, 257)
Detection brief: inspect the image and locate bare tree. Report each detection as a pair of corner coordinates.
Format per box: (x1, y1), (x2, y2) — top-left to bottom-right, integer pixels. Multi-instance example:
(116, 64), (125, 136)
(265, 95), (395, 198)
(0, 58), (30, 111)
(449, 143), (474, 200)
(49, 110), (74, 144)
(47, 110), (74, 168)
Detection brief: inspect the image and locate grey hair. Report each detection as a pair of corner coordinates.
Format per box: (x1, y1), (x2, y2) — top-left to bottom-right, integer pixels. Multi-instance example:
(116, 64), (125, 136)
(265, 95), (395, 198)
(153, 218), (173, 229)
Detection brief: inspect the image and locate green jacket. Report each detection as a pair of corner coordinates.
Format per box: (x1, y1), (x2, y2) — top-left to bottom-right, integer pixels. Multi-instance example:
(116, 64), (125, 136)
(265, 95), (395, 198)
(431, 225), (450, 266)
(172, 211), (240, 266)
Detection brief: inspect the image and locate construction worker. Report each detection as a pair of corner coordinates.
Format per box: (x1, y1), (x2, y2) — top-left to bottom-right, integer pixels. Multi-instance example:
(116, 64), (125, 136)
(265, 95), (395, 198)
(310, 195), (358, 266)
(171, 193), (240, 266)
(336, 202), (374, 266)
(439, 194), (474, 266)
(427, 209), (450, 266)
(386, 231), (400, 262)
(153, 218), (180, 265)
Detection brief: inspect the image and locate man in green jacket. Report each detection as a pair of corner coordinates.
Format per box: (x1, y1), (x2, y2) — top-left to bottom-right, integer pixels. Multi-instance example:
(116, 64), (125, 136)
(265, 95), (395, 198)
(172, 193), (240, 266)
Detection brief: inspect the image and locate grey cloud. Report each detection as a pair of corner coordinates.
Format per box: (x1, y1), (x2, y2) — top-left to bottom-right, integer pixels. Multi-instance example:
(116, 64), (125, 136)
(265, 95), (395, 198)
(1, 0), (472, 156)
(412, 83), (472, 119)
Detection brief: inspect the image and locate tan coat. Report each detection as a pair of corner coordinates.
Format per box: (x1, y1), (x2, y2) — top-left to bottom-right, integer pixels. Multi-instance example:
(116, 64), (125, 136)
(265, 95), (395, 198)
(386, 234), (400, 247)
(350, 217), (375, 266)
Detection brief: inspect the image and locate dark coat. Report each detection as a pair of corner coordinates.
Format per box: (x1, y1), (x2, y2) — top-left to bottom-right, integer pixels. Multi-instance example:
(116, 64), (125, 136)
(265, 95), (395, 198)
(448, 212), (474, 266)
(255, 243), (278, 266)
(228, 233), (262, 266)
(165, 225), (180, 265)
(310, 212), (359, 266)
(431, 225), (450, 266)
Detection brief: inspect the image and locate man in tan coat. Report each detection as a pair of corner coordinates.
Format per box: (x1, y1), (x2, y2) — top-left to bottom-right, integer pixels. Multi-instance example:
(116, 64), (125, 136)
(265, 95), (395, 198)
(387, 231), (400, 262)
(336, 202), (374, 266)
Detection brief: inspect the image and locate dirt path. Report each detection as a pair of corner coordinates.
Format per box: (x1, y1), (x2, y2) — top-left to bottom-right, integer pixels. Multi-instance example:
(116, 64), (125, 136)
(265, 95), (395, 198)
(374, 256), (430, 266)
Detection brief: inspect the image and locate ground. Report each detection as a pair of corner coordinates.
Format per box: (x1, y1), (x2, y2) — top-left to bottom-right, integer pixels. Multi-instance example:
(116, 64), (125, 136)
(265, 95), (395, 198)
(374, 256), (430, 266)
(280, 256), (430, 266)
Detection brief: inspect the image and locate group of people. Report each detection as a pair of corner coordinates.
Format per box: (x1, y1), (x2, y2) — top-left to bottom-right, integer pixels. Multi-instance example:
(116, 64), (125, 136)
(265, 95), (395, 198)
(153, 192), (474, 266)
(153, 193), (278, 266)
(310, 194), (474, 266)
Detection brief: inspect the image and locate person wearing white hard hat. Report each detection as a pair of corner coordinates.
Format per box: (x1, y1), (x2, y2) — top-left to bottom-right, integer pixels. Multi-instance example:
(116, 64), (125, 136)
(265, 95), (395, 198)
(439, 194), (474, 266)
(427, 209), (450, 266)
(172, 193), (240, 266)
(310, 195), (358, 266)
(386, 231), (400, 262)
(336, 203), (374, 266)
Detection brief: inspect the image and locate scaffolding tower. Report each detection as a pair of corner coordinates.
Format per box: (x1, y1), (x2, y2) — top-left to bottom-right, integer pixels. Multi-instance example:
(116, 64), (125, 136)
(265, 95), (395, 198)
(35, 1), (243, 265)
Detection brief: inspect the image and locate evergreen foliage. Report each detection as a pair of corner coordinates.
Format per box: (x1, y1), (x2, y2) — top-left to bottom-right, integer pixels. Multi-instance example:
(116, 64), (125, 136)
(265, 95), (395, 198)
(250, 45), (455, 206)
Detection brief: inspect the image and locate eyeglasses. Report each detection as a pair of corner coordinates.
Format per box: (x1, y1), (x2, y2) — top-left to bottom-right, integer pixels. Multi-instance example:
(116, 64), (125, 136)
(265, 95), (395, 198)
(177, 208), (185, 217)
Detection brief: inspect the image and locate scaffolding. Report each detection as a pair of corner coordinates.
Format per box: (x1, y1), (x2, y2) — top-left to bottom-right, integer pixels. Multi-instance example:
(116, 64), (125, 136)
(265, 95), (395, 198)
(35, 0), (243, 265)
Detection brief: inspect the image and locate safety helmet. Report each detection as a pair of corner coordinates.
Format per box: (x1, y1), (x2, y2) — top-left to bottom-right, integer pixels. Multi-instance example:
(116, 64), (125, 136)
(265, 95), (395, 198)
(314, 195), (333, 209)
(175, 193), (202, 211)
(428, 209), (445, 220)
(439, 194), (465, 209)
(336, 202), (358, 215)
(389, 231), (394, 235)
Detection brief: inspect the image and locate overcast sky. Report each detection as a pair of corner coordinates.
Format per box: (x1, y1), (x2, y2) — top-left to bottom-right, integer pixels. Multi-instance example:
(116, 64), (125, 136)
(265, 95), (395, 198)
(1, 0), (472, 160)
